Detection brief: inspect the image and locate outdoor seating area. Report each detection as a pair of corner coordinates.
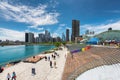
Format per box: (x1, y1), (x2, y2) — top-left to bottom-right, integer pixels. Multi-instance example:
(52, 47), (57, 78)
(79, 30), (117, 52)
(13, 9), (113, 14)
(23, 56), (45, 63)
(62, 46), (120, 80)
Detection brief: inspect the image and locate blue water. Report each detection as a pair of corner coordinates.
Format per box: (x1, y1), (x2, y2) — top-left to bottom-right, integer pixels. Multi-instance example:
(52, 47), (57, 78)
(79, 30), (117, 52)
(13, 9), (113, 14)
(0, 45), (55, 65)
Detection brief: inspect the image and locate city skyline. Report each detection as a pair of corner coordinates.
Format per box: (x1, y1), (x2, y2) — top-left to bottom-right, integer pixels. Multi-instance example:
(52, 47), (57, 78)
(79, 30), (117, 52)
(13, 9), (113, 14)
(0, 0), (120, 41)
(25, 30), (52, 43)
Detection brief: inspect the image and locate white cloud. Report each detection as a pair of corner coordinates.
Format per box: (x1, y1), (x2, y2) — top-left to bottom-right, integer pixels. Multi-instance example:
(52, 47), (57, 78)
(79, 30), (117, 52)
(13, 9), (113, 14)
(59, 24), (66, 27)
(37, 28), (44, 31)
(52, 25), (71, 38)
(52, 33), (59, 38)
(49, 0), (59, 8)
(0, 27), (46, 41)
(107, 10), (120, 13)
(81, 20), (120, 34)
(0, 28), (25, 41)
(28, 26), (44, 31)
(66, 27), (71, 30)
(0, 1), (59, 29)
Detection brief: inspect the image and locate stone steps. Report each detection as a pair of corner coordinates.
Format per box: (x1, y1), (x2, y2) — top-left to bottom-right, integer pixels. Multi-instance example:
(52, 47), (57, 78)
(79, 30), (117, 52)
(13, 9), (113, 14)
(62, 47), (120, 80)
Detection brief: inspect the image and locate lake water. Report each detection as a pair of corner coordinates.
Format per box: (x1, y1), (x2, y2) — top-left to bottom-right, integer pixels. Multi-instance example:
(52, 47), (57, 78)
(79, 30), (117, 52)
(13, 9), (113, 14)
(0, 45), (54, 65)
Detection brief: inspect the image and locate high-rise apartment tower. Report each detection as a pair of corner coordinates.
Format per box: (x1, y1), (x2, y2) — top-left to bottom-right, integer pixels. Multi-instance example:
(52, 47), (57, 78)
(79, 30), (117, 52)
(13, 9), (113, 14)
(25, 32), (34, 43)
(66, 29), (69, 42)
(71, 20), (80, 41)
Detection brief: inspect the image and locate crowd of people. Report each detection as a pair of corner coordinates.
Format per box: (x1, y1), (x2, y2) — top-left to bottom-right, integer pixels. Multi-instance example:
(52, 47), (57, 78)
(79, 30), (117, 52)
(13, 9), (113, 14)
(45, 51), (59, 68)
(31, 51), (60, 77)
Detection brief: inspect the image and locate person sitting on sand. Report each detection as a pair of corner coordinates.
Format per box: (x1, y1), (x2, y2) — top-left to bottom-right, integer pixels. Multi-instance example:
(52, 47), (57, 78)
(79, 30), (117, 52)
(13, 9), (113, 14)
(7, 73), (11, 80)
(33, 56), (35, 58)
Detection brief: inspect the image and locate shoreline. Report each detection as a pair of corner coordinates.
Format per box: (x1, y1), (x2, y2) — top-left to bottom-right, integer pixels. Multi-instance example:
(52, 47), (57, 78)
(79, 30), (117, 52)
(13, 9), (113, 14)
(0, 45), (56, 67)
(0, 46), (67, 80)
(0, 46), (58, 69)
(1, 52), (50, 71)
(0, 44), (54, 47)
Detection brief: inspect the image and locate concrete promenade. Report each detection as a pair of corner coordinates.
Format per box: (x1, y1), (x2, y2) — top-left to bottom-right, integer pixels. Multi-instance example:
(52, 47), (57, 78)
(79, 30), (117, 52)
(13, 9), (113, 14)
(0, 47), (67, 80)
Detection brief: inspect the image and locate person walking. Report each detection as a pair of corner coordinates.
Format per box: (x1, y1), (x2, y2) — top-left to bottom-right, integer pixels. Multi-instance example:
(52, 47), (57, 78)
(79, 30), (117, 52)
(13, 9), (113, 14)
(45, 56), (47, 61)
(53, 55), (56, 60)
(51, 54), (54, 58)
(50, 61), (52, 68)
(54, 61), (57, 68)
(7, 73), (11, 80)
(32, 68), (36, 76)
(12, 71), (16, 80)
(48, 56), (50, 61)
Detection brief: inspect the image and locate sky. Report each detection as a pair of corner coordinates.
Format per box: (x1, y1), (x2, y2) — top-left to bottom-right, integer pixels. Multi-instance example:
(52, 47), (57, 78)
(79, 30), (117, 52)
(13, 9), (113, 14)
(0, 0), (120, 41)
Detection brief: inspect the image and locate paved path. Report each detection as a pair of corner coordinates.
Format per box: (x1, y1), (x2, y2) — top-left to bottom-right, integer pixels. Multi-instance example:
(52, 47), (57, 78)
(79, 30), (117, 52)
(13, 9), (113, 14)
(0, 47), (67, 80)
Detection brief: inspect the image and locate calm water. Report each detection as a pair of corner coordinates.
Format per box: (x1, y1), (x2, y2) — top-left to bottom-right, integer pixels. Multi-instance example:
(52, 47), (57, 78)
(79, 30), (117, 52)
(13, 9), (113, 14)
(0, 45), (54, 65)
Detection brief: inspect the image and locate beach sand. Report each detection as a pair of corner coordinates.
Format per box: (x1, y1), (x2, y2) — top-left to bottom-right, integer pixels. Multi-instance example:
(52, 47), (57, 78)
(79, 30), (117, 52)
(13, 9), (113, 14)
(0, 47), (67, 80)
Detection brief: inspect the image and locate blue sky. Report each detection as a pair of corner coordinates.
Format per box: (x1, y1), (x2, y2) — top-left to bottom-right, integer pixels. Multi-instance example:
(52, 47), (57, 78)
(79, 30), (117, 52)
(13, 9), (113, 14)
(0, 0), (120, 41)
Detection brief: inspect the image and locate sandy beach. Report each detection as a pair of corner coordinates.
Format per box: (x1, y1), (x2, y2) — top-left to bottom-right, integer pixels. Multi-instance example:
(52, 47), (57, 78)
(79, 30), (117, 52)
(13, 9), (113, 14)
(0, 47), (67, 80)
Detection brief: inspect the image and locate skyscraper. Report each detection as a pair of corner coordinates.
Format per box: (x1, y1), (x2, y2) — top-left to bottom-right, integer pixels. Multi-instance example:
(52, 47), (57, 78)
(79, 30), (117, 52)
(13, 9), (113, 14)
(62, 33), (66, 42)
(45, 30), (51, 42)
(66, 29), (69, 42)
(35, 37), (42, 43)
(71, 20), (80, 41)
(25, 33), (28, 42)
(25, 32), (34, 43)
(45, 30), (49, 36)
(39, 33), (45, 42)
(45, 30), (48, 42)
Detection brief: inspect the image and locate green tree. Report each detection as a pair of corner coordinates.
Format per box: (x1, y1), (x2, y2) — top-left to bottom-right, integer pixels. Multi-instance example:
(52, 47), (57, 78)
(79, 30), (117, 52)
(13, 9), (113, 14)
(54, 42), (61, 47)
(62, 42), (66, 46)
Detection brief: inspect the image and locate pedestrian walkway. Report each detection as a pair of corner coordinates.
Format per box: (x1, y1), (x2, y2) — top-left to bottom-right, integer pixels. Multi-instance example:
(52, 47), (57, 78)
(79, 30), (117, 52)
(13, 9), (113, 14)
(0, 47), (67, 80)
